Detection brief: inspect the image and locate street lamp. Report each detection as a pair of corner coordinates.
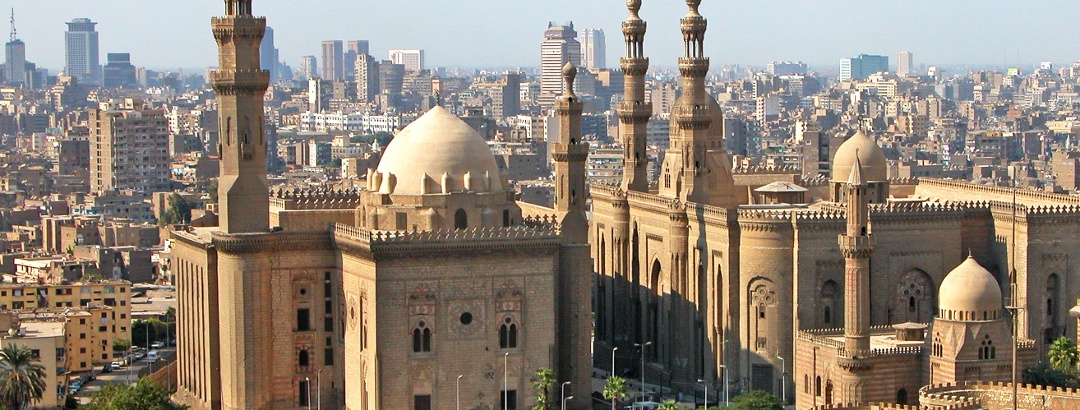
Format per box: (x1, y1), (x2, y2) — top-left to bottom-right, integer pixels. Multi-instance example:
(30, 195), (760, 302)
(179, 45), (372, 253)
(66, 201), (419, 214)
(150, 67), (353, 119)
(698, 379), (708, 410)
(777, 355), (786, 405)
(456, 375), (463, 410)
(504, 352), (509, 410)
(634, 341), (652, 403)
(562, 395), (573, 410)
(611, 346), (619, 410)
(305, 377), (311, 410)
(719, 364), (729, 407)
(561, 381), (571, 410)
(317, 368), (322, 410)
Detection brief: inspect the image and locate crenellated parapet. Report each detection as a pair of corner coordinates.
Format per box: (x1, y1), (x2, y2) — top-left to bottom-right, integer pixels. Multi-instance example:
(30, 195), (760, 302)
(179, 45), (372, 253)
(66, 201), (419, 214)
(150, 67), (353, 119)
(270, 187), (364, 210)
(919, 380), (1080, 410)
(917, 178), (1080, 206)
(734, 164), (801, 175)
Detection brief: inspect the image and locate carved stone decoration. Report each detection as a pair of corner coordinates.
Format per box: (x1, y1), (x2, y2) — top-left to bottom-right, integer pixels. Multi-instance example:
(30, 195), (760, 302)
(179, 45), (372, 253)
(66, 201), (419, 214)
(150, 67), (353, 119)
(446, 299), (485, 339)
(347, 295), (359, 330)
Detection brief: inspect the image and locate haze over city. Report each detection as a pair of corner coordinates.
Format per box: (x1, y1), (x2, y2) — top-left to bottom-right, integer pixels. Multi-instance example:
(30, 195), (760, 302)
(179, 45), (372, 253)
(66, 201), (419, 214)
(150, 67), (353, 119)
(6, 0), (1080, 71)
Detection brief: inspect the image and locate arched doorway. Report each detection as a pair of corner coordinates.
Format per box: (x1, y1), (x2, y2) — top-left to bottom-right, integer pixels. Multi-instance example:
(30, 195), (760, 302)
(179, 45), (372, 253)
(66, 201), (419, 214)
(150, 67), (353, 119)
(896, 388), (908, 404)
(819, 280), (840, 327)
(648, 259), (661, 361)
(454, 209), (467, 230)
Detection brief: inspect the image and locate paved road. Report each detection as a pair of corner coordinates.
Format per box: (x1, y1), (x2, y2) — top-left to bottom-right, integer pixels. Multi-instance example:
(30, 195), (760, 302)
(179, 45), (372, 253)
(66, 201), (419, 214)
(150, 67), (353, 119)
(74, 347), (176, 404)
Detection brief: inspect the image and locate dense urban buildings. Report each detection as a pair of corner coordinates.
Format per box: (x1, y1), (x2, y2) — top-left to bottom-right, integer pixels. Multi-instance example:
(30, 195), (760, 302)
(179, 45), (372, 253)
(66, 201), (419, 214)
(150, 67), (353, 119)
(89, 101), (171, 194)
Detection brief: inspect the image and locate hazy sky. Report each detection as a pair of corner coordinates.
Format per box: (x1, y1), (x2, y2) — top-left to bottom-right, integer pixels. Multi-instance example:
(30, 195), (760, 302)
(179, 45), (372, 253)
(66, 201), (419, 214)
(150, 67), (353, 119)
(6, 1), (1078, 72)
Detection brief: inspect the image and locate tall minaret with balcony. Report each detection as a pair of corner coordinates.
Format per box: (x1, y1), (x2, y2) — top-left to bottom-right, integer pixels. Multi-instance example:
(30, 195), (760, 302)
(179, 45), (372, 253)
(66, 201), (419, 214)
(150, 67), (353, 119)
(840, 154), (874, 357)
(553, 62), (589, 245)
(618, 0), (651, 192)
(657, 0), (735, 207)
(213, 0), (270, 234)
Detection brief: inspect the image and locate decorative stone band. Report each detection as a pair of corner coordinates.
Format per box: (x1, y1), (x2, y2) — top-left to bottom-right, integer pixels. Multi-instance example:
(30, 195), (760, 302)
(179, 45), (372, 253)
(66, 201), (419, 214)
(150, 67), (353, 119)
(211, 231), (334, 254)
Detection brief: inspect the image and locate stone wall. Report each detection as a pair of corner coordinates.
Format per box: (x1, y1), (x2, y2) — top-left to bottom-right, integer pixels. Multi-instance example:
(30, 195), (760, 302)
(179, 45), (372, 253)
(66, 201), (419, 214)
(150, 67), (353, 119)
(920, 381), (1080, 410)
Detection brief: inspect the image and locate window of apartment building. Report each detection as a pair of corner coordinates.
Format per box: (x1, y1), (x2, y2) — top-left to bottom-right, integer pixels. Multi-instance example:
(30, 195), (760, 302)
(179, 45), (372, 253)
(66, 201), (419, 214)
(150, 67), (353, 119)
(30, 349), (39, 358)
(12, 289), (22, 296)
(323, 317), (333, 332)
(11, 302), (23, 309)
(98, 326), (106, 332)
(324, 301), (332, 315)
(297, 309), (311, 331)
(79, 333), (86, 339)
(79, 319), (85, 325)
(79, 348), (85, 354)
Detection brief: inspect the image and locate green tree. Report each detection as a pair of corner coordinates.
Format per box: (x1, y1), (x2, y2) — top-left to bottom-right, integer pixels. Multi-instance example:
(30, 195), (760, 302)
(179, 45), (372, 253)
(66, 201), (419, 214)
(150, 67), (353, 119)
(531, 367), (555, 410)
(159, 193), (193, 225)
(1049, 337), (1079, 372)
(132, 319), (170, 347)
(85, 379), (188, 410)
(0, 344), (47, 410)
(658, 399), (681, 410)
(603, 375), (629, 410)
(730, 390), (783, 410)
(112, 339), (132, 354)
(207, 179), (218, 204)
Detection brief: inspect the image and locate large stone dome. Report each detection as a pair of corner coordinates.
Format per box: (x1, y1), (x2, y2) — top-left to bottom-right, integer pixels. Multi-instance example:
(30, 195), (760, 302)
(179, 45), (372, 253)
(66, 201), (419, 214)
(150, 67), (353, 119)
(374, 106), (504, 195)
(938, 256), (1003, 321)
(832, 130), (888, 182)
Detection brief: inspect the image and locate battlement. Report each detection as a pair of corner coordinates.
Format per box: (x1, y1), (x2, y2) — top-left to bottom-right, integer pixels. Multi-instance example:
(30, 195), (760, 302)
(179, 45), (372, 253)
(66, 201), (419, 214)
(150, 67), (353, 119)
(332, 221), (560, 245)
(737, 208), (793, 221)
(270, 187), (364, 210)
(807, 402), (978, 410)
(734, 164), (801, 175)
(918, 178), (1080, 206)
(793, 209), (845, 222)
(919, 380), (1080, 410)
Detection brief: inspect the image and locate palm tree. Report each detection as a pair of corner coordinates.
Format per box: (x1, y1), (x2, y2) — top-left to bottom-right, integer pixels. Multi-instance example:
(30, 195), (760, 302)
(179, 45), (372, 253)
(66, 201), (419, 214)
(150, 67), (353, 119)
(1048, 337), (1079, 372)
(657, 399), (681, 410)
(603, 376), (629, 410)
(0, 344), (47, 410)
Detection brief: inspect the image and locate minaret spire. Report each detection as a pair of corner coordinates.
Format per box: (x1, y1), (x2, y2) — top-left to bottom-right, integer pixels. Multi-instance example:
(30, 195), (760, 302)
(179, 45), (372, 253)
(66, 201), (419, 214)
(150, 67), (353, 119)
(213, 0), (270, 233)
(657, 0), (736, 207)
(553, 62), (589, 244)
(840, 154), (874, 359)
(618, 0), (652, 192)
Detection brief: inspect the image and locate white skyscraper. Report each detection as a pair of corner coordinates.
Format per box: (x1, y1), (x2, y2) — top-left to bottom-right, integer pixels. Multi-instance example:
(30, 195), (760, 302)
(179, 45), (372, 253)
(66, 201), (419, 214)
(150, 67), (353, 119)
(580, 28), (605, 70)
(539, 22), (580, 107)
(898, 51), (913, 77)
(388, 49), (424, 72)
(65, 18), (99, 84)
(298, 55), (317, 80)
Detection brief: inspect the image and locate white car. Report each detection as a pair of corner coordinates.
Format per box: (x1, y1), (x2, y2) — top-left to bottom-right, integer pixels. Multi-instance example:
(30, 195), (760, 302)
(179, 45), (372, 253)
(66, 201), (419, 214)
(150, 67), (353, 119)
(147, 350), (159, 363)
(150, 342), (164, 349)
(111, 361), (123, 368)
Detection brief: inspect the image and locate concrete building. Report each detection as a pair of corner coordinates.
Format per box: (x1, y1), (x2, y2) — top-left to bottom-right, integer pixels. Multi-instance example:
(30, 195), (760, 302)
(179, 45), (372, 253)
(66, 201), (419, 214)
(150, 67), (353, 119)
(539, 22), (580, 107)
(102, 53), (137, 88)
(260, 26), (278, 81)
(580, 28), (606, 70)
(320, 40), (343, 81)
(767, 61), (808, 76)
(5, 38), (25, 86)
(89, 103), (171, 194)
(388, 49), (424, 72)
(898, 51), (913, 77)
(297, 55), (316, 80)
(840, 54), (889, 82)
(65, 18), (100, 84)
(354, 54), (378, 103)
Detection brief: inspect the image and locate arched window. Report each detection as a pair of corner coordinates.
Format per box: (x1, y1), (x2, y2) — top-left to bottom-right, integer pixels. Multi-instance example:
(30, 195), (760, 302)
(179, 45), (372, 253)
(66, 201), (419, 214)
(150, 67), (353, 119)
(298, 349), (309, 367)
(413, 320), (432, 353)
(896, 388), (908, 405)
(454, 209), (467, 230)
(804, 375), (809, 394)
(422, 328), (432, 352)
(896, 270), (934, 323)
(820, 280), (839, 327)
(412, 329), (421, 352)
(815, 376), (821, 396)
(499, 316), (518, 349)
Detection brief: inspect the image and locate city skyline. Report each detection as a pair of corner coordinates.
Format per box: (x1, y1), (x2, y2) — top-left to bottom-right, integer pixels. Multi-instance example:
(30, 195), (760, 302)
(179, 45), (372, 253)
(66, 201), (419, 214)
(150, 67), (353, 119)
(4, 0), (1080, 73)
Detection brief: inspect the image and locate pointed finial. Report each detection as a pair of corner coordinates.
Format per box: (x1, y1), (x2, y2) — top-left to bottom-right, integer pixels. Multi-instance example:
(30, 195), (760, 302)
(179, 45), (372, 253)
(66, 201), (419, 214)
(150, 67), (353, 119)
(626, 0), (641, 17)
(562, 62), (577, 99)
(967, 249), (973, 259)
(435, 91), (442, 107)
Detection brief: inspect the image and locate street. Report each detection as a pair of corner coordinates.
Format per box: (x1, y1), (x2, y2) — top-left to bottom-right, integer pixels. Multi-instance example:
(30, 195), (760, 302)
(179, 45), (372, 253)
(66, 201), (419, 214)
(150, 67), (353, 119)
(73, 347), (176, 404)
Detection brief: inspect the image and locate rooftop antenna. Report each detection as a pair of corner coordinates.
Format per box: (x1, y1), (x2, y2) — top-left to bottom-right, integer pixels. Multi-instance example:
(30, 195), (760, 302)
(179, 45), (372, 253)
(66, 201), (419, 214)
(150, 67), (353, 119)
(8, 8), (14, 42)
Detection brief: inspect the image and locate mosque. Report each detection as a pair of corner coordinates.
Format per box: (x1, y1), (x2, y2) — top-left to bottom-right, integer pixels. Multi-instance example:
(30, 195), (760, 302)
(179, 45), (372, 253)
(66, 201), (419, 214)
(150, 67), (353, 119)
(170, 1), (1080, 409)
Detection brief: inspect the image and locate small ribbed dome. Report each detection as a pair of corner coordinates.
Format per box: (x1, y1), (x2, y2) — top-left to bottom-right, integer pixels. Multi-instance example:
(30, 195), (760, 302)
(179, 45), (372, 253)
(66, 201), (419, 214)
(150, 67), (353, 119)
(938, 256), (1003, 320)
(374, 106), (504, 195)
(831, 131), (888, 182)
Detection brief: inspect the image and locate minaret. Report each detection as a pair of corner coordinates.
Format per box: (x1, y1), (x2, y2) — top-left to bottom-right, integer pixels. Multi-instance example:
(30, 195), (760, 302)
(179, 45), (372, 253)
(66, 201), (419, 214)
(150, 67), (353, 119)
(553, 62), (589, 244)
(657, 0), (735, 207)
(212, 0), (270, 234)
(618, 0), (651, 192)
(839, 154), (874, 356)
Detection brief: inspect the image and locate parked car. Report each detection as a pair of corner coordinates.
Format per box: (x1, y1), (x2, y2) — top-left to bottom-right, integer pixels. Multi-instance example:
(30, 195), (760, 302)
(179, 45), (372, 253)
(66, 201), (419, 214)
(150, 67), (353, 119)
(111, 361), (123, 369)
(147, 350), (159, 363)
(151, 341), (164, 349)
(102, 363), (112, 373)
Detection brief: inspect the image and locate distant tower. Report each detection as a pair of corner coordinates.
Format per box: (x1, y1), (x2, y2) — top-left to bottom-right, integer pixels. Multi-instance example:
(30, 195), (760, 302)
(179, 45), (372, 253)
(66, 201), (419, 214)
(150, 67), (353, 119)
(64, 18), (99, 84)
(298, 55), (317, 80)
(260, 26), (277, 80)
(580, 28), (606, 69)
(553, 62), (589, 244)
(539, 22), (580, 107)
(5, 8), (25, 86)
(898, 51), (913, 77)
(388, 49), (424, 72)
(618, 0), (651, 192)
(839, 155), (874, 357)
(212, 0), (270, 234)
(321, 40), (343, 81)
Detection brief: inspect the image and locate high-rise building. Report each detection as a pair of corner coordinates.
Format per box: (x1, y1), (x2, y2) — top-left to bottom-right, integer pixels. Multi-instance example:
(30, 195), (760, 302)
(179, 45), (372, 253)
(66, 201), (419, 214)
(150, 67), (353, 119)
(580, 28), (605, 70)
(102, 53), (136, 88)
(344, 40), (369, 81)
(320, 40), (343, 81)
(378, 60), (405, 95)
(298, 55), (316, 80)
(839, 54), (889, 81)
(388, 49), (423, 71)
(539, 22), (580, 106)
(5, 9), (24, 86)
(347, 40), (368, 56)
(260, 26), (279, 80)
(767, 61), (808, 76)
(898, 51), (913, 77)
(65, 18), (100, 84)
(355, 53), (378, 103)
(89, 102), (170, 193)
